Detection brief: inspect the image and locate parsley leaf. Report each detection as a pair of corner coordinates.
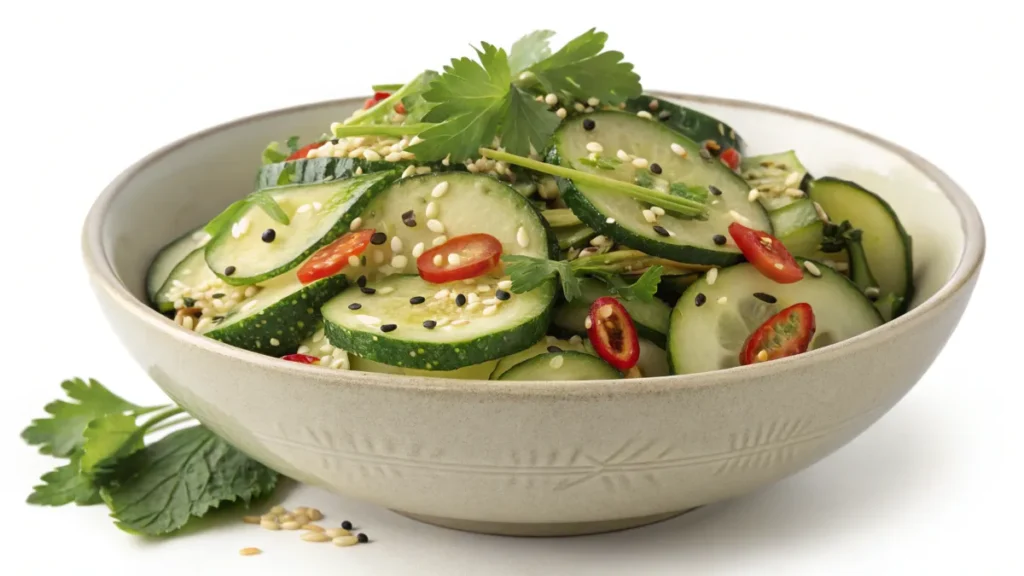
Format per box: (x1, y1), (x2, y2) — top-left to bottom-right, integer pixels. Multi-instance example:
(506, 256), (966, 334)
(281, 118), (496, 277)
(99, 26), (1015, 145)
(598, 265), (664, 302)
(527, 28), (641, 104)
(21, 378), (148, 458)
(508, 30), (555, 74)
(261, 141), (288, 165)
(285, 136), (301, 154)
(101, 426), (279, 536)
(501, 255), (582, 302)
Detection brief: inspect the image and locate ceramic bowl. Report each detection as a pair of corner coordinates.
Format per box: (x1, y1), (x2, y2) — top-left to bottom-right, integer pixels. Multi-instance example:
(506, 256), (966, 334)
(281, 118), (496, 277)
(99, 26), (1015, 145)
(82, 93), (984, 537)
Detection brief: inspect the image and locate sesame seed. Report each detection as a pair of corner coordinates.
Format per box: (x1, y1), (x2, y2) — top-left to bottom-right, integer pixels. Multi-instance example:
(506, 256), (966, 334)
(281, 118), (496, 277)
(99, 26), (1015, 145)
(549, 355), (565, 369)
(516, 226), (529, 248)
(243, 515), (261, 524)
(363, 149), (381, 161)
(224, 266), (236, 276)
(348, 303), (362, 310)
(556, 107), (567, 119)
(378, 286), (396, 295)
(357, 533), (370, 544)
(447, 253), (461, 266)
(583, 118), (596, 130)
(670, 143), (687, 157)
(590, 235), (609, 246)
(373, 250), (385, 264)
(700, 148), (712, 160)
(498, 280), (513, 290)
(370, 231), (387, 245)
(606, 217), (616, 224)
(757, 350), (769, 362)
(785, 188), (805, 198)
(261, 519), (281, 531)
(434, 289), (450, 301)
(631, 157), (649, 169)
(451, 319), (470, 326)
(385, 151), (403, 162)
(348, 255), (361, 267)
(784, 171), (802, 187)
(422, 319), (437, 329)
(544, 93), (558, 106)
(642, 209), (657, 223)
(708, 185), (722, 196)
(432, 254), (443, 267)
(415, 166), (432, 175)
(585, 141), (605, 154)
(333, 535), (359, 547)
(297, 345), (311, 354)
(650, 163), (662, 174)
(636, 110), (654, 120)
(482, 305), (498, 316)
(804, 261), (822, 277)
(411, 242), (425, 258)
(296, 203), (312, 214)
(707, 268), (719, 285)
(360, 286), (376, 295)
(694, 292), (707, 307)
(495, 289), (510, 301)
(574, 102), (585, 112)
(401, 165), (416, 178)
(651, 206), (665, 216)
(865, 286), (881, 299)
(652, 225), (670, 237)
(753, 292), (777, 304)
(729, 210), (754, 227)
(431, 181), (450, 198)
(425, 202), (439, 219)
(774, 262), (784, 270)
(240, 547), (262, 556)
(427, 219), (446, 233)
(585, 316), (593, 329)
(282, 520), (302, 530)
(261, 228), (276, 243)
(269, 337), (280, 347)
(380, 324), (397, 332)
(584, 96), (599, 107)
(599, 305), (614, 319)
(181, 315), (194, 330)
(432, 235), (448, 247)
(302, 532), (331, 543)
(328, 528), (351, 538)
(357, 275), (367, 287)
(390, 236), (404, 253)
(349, 217), (363, 231)
(717, 296), (728, 304)
(402, 210), (417, 227)
(748, 189), (760, 202)
(312, 201), (323, 211)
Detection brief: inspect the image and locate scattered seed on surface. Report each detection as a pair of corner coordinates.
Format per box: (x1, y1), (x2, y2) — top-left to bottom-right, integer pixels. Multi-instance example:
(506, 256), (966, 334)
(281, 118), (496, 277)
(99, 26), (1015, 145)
(432, 235), (448, 247)
(380, 324), (397, 333)
(544, 93), (559, 106)
(427, 219), (446, 234)
(606, 217), (616, 224)
(583, 118), (596, 131)
(377, 286), (396, 295)
(616, 149), (631, 162)
(348, 255), (361, 268)
(670, 143), (687, 157)
(303, 524), (325, 532)
(333, 535), (359, 547)
(224, 266), (236, 276)
(650, 163), (662, 175)
(425, 201), (439, 219)
(390, 236), (404, 253)
(707, 268), (719, 285)
(695, 293), (706, 307)
(402, 210), (417, 227)
(585, 316), (593, 329)
(455, 293), (467, 307)
(774, 262), (784, 270)
(549, 355), (564, 369)
(370, 231), (387, 245)
(240, 547), (262, 556)
(301, 532), (331, 543)
(547, 345), (563, 353)
(498, 280), (513, 290)
(482, 305), (498, 316)
(423, 320), (437, 329)
(431, 181), (450, 198)
(432, 253), (443, 266)
(410, 296), (426, 305)
(391, 255), (408, 268)
(636, 110), (653, 120)
(360, 286), (376, 295)
(813, 201), (829, 223)
(327, 528), (351, 538)
(495, 289), (510, 301)
(804, 261), (822, 277)
(642, 209), (657, 223)
(652, 225), (670, 237)
(269, 337), (280, 347)
(586, 141), (604, 153)
(708, 185), (722, 196)
(357, 533), (370, 544)
(349, 217), (363, 231)
(243, 515), (261, 524)
(748, 189), (760, 202)
(631, 157), (649, 169)
(651, 206), (665, 216)
(261, 519), (281, 531)
(556, 107), (567, 119)
(753, 292), (777, 304)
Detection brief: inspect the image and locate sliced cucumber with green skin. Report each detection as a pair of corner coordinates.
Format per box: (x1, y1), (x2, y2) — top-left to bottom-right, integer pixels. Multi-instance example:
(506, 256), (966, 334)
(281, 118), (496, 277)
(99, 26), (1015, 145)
(351, 354), (497, 380)
(621, 95), (746, 154)
(550, 278), (671, 347)
(322, 274), (556, 371)
(636, 338), (670, 377)
(541, 208), (582, 228)
(152, 247), (220, 313)
(490, 336), (593, 379)
(741, 151), (812, 213)
(668, 259), (883, 375)
(555, 224), (596, 251)
(147, 227), (212, 301)
(257, 156), (462, 189)
(205, 172), (396, 285)
(498, 351), (621, 381)
(352, 172), (557, 278)
(768, 199), (826, 257)
(809, 177), (913, 318)
(200, 271), (349, 356)
(550, 111), (771, 266)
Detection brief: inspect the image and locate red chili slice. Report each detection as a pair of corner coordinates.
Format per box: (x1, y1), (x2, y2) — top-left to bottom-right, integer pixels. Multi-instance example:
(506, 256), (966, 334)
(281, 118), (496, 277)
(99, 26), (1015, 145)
(297, 229), (374, 285)
(281, 353), (320, 365)
(739, 303), (816, 365)
(363, 91), (392, 109)
(727, 222), (803, 284)
(285, 141), (326, 162)
(586, 297), (640, 371)
(720, 147), (741, 171)
(416, 233), (503, 284)
(394, 102), (407, 115)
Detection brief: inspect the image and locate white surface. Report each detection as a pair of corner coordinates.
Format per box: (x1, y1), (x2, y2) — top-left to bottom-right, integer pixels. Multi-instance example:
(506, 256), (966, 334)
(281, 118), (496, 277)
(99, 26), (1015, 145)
(1, 1), (1019, 574)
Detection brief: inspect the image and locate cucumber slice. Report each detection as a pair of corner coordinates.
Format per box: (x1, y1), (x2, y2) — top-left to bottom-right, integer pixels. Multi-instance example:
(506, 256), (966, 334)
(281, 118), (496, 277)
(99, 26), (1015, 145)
(146, 227), (212, 301)
(152, 247), (220, 313)
(622, 95), (746, 154)
(200, 271), (348, 356)
(352, 173), (557, 278)
(809, 177), (913, 318)
(551, 111), (771, 266)
(555, 225), (597, 251)
(490, 336), (593, 379)
(550, 278), (671, 347)
(205, 172), (396, 285)
(497, 351), (621, 381)
(636, 338), (670, 377)
(541, 208), (582, 228)
(741, 151), (811, 213)
(351, 354), (498, 379)
(322, 274), (556, 371)
(668, 260), (883, 375)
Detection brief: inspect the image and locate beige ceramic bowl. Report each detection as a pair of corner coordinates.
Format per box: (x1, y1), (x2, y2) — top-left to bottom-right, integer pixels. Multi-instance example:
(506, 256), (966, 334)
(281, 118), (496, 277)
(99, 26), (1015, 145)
(82, 93), (984, 537)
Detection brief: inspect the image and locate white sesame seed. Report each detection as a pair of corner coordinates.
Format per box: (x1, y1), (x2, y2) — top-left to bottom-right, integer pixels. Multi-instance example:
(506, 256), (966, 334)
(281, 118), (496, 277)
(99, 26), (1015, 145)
(717, 296), (728, 304)
(415, 166), (432, 175)
(431, 181), (449, 198)
(384, 152), (403, 162)
(260, 520), (280, 531)
(636, 110), (654, 120)
(590, 235), (609, 247)
(348, 255), (361, 267)
(651, 206), (665, 216)
(333, 535), (359, 547)
(585, 106), (594, 113)
(427, 219), (445, 233)
(606, 217), (616, 224)
(475, 304), (495, 317)
(482, 298), (499, 306)
(516, 226), (529, 248)
(631, 157), (649, 169)
(425, 202), (439, 218)
(706, 268), (719, 286)
(728, 210), (754, 227)
(451, 319), (470, 326)
(356, 315), (381, 326)
(181, 315), (194, 330)
(391, 236), (404, 253)
(361, 149), (381, 161)
(269, 337), (280, 347)
(349, 217), (363, 231)
(319, 344), (333, 353)
(599, 305), (614, 319)
(574, 102), (585, 112)
(550, 355), (565, 369)
(467, 292), (480, 304)
(498, 280), (512, 290)
(409, 135), (424, 146)
(585, 316), (593, 329)
(556, 107), (567, 119)
(447, 253), (461, 266)
(411, 242), (425, 258)
(302, 531), (331, 543)
(476, 284), (491, 292)
(432, 254), (444, 267)
(429, 236), (447, 248)
(813, 201), (830, 223)
(785, 171), (802, 187)
(441, 154), (451, 166)
(642, 209), (657, 223)
(804, 261), (822, 277)
(748, 189), (760, 202)
(312, 202), (323, 211)
(865, 286), (881, 297)
(466, 163), (479, 173)
(434, 289), (450, 300)
(297, 345), (310, 354)
(390, 255), (407, 269)
(244, 286), (258, 298)
(616, 149), (631, 162)
(670, 143), (687, 157)
(785, 187), (805, 198)
(401, 165), (416, 178)
(581, 96), (597, 107)
(378, 286), (396, 295)
(544, 93), (559, 106)
(465, 301), (482, 313)
(586, 142), (604, 153)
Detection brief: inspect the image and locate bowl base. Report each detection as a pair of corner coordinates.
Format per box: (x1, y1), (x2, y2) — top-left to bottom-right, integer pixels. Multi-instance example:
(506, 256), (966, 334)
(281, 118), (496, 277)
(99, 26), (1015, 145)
(391, 508), (698, 537)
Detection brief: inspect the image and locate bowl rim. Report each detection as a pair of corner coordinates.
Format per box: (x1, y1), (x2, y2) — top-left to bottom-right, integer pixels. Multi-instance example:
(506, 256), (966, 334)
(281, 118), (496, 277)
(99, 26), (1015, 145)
(81, 91), (986, 397)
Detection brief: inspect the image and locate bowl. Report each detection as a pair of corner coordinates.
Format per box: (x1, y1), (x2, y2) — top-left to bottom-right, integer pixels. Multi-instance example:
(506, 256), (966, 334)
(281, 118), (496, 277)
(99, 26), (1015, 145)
(82, 92), (985, 537)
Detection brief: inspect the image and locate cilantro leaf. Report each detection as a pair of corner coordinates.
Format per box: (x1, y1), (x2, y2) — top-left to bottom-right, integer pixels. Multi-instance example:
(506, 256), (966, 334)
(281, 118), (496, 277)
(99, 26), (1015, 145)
(203, 198), (249, 238)
(500, 86), (561, 157)
(261, 141), (288, 165)
(501, 255), (582, 302)
(599, 265), (664, 302)
(21, 378), (147, 458)
(101, 426), (278, 536)
(79, 413), (145, 477)
(285, 136), (300, 154)
(248, 191), (290, 226)
(508, 30), (555, 74)
(27, 452), (103, 507)
(527, 28), (641, 104)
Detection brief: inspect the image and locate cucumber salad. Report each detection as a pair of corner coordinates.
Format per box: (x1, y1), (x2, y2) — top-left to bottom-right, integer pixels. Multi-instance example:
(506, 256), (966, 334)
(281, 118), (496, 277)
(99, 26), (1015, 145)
(147, 29), (912, 380)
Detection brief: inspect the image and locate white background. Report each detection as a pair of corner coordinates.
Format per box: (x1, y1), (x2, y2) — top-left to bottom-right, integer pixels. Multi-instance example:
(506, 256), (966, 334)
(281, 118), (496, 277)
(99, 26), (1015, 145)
(2, 1), (1020, 574)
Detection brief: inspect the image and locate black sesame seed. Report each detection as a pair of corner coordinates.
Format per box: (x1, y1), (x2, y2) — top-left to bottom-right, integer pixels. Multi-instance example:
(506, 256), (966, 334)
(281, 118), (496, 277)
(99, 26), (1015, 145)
(357, 533), (369, 544)
(695, 293), (707, 307)
(713, 234), (727, 245)
(357, 275), (367, 287)
(348, 303), (362, 310)
(455, 293), (467, 307)
(224, 266), (236, 276)
(653, 225), (670, 237)
(495, 289), (511, 301)
(182, 297), (196, 307)
(370, 231), (387, 245)
(330, 139), (340, 145)
(360, 286), (376, 295)
(261, 228), (276, 243)
(211, 292), (225, 299)
(380, 324), (397, 333)
(547, 345), (563, 353)
(582, 118), (596, 131)
(409, 296), (426, 305)
(753, 292), (777, 304)
(422, 320), (437, 329)
(212, 315), (226, 323)
(341, 521), (353, 530)
(708, 185), (722, 196)
(650, 163), (662, 175)
(401, 210), (417, 227)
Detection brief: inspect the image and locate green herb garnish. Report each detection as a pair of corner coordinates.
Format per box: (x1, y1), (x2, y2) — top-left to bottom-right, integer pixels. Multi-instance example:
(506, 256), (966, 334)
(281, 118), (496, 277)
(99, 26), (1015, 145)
(501, 254), (665, 303)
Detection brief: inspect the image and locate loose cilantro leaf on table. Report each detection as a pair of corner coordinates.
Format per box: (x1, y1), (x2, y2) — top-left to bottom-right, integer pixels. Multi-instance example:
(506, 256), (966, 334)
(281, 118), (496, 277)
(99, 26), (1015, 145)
(28, 453), (102, 506)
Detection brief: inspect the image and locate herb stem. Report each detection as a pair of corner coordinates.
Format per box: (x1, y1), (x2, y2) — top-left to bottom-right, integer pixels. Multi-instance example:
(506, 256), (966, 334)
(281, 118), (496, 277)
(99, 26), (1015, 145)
(479, 148), (708, 218)
(371, 83), (405, 92)
(330, 123), (433, 138)
(146, 415), (195, 435)
(139, 407), (187, 434)
(345, 72), (430, 126)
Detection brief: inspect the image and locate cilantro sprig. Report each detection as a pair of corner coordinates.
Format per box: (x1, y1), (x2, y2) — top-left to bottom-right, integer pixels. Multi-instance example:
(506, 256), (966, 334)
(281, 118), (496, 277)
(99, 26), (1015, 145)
(501, 254), (666, 303)
(23, 378), (278, 536)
